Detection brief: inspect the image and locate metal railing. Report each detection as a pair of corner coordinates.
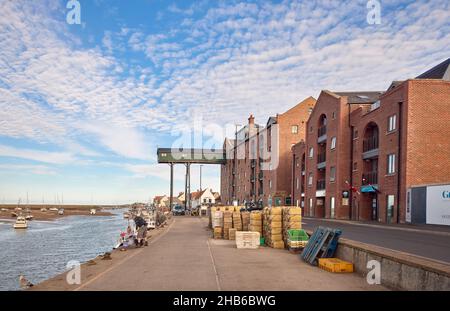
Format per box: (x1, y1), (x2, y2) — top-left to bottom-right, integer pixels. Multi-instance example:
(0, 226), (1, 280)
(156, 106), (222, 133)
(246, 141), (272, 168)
(363, 136), (379, 152)
(362, 171), (378, 185)
(318, 126), (327, 137)
(316, 179), (326, 190)
(317, 153), (326, 163)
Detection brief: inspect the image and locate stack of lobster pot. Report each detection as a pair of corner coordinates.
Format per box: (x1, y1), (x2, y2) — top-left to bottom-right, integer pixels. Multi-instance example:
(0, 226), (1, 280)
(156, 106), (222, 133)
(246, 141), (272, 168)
(223, 211), (233, 240)
(282, 206), (302, 243)
(232, 212), (242, 231)
(249, 211), (262, 234)
(263, 207), (284, 249)
(241, 211), (250, 231)
(212, 210), (224, 239)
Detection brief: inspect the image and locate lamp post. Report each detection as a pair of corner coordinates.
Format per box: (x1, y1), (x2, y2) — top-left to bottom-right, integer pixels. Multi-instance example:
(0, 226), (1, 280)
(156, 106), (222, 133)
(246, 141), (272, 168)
(232, 124), (242, 205)
(199, 164), (203, 192)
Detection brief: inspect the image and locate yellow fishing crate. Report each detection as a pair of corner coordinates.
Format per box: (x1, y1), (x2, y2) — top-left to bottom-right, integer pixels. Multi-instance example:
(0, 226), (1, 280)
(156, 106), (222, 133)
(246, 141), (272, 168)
(318, 258), (354, 273)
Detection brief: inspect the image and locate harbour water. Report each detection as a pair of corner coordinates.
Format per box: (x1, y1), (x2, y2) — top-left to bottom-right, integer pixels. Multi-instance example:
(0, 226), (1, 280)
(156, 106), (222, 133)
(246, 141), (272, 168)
(0, 209), (128, 291)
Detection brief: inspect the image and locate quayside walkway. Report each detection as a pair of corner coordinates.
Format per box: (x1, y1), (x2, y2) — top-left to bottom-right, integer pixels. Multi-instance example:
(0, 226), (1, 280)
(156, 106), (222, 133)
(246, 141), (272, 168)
(62, 217), (385, 291)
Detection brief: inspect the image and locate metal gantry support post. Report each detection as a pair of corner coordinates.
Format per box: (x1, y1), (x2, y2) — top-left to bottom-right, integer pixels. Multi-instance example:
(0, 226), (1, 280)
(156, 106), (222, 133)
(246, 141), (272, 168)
(184, 163), (191, 212)
(169, 163), (174, 210)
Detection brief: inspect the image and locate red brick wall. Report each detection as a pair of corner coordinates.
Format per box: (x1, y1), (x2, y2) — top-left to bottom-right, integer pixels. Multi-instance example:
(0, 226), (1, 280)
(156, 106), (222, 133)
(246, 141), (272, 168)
(304, 91), (352, 219)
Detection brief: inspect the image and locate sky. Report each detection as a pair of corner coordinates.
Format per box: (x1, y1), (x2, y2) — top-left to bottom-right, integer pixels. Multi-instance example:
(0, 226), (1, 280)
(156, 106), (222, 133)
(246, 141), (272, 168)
(0, 0), (449, 204)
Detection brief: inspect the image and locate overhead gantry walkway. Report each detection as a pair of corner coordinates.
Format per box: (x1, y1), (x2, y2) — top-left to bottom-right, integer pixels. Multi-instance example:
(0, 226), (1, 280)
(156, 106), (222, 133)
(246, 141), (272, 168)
(157, 148), (226, 210)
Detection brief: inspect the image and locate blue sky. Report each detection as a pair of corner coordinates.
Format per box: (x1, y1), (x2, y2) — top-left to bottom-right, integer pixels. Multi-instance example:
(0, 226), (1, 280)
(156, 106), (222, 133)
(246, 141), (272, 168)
(0, 0), (449, 204)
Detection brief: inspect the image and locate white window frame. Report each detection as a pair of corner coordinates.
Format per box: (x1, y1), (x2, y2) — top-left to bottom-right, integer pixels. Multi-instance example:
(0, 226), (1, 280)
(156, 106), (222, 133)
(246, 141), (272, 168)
(331, 137), (337, 150)
(330, 197), (335, 219)
(330, 166), (336, 182)
(291, 125), (298, 134)
(387, 154), (396, 174)
(308, 173), (313, 186)
(309, 147), (314, 158)
(388, 115), (397, 132)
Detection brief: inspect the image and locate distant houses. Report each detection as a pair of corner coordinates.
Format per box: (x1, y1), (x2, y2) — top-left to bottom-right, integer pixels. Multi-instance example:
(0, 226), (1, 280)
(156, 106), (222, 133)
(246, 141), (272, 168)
(153, 189), (220, 209)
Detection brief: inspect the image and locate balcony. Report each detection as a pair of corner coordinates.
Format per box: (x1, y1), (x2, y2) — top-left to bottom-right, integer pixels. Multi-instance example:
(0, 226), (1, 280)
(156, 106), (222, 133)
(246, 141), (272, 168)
(362, 136), (379, 159)
(318, 126), (327, 143)
(362, 171), (378, 185)
(316, 179), (326, 197)
(316, 179), (326, 190)
(251, 160), (256, 168)
(317, 153), (326, 169)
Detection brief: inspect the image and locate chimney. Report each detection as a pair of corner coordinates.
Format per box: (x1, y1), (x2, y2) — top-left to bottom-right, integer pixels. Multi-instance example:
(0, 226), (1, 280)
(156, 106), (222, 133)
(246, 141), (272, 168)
(248, 114), (255, 125)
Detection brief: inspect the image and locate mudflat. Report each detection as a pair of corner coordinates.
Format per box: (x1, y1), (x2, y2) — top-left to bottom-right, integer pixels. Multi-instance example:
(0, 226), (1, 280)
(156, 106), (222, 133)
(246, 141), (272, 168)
(0, 204), (116, 221)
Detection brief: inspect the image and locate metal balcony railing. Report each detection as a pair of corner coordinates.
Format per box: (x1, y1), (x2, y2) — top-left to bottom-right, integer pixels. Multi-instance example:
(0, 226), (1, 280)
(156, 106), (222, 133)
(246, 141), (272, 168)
(363, 136), (379, 152)
(317, 153), (326, 164)
(362, 171), (378, 185)
(316, 179), (326, 190)
(318, 126), (327, 137)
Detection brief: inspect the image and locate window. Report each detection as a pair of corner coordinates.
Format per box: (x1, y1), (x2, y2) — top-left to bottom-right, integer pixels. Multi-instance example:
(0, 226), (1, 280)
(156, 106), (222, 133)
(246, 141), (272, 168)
(308, 173), (313, 186)
(330, 166), (336, 182)
(330, 197), (335, 219)
(309, 147), (314, 158)
(388, 115), (397, 132)
(308, 107), (313, 114)
(296, 178), (299, 189)
(331, 137), (337, 150)
(353, 128), (358, 139)
(353, 162), (358, 171)
(387, 195), (395, 222)
(332, 111), (336, 119)
(387, 154), (396, 174)
(309, 126), (313, 133)
(309, 198), (313, 216)
(291, 125), (298, 134)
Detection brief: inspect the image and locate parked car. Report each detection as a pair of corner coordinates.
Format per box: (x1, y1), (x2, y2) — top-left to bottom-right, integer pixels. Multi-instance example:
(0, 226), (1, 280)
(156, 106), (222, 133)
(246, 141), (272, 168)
(172, 205), (185, 216)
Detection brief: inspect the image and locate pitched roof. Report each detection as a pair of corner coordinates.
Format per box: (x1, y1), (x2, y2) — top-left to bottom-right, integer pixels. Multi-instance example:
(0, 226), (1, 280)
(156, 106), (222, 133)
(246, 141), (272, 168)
(333, 91), (383, 104)
(386, 81), (405, 91)
(153, 195), (167, 202)
(416, 58), (450, 80)
(190, 189), (207, 200)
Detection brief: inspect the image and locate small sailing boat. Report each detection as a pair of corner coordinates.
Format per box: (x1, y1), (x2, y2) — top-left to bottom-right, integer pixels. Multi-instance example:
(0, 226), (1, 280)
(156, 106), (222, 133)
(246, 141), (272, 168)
(14, 216), (28, 229)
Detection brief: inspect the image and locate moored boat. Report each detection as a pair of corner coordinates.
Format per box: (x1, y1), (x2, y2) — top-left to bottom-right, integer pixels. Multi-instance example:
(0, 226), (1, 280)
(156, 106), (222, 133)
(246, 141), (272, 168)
(13, 216), (28, 229)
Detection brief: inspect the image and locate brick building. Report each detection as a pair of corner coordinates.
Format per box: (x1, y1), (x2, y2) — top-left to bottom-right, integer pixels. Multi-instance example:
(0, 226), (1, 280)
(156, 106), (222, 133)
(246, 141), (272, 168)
(292, 58), (450, 223)
(221, 97), (316, 205)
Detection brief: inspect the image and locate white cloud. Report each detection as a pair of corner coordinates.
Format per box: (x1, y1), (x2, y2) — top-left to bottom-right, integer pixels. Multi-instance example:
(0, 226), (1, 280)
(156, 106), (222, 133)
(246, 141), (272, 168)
(78, 123), (153, 160)
(0, 164), (57, 175)
(0, 144), (75, 164)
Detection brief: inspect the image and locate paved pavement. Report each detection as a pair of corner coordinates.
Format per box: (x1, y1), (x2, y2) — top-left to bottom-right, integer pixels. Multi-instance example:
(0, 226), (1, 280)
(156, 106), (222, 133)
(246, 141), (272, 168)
(302, 218), (450, 263)
(75, 216), (385, 291)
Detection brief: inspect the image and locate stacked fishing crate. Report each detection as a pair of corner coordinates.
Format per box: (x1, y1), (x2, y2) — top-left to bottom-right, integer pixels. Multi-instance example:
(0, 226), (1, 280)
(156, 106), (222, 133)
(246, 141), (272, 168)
(241, 211), (250, 231)
(282, 206), (302, 243)
(223, 211), (233, 240)
(263, 207), (284, 249)
(232, 211), (242, 231)
(249, 211), (262, 235)
(212, 210), (223, 239)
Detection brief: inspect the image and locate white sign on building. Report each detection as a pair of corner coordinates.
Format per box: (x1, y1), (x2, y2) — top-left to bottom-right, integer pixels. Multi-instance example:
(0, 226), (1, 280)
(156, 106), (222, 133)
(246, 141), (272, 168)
(426, 185), (450, 226)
